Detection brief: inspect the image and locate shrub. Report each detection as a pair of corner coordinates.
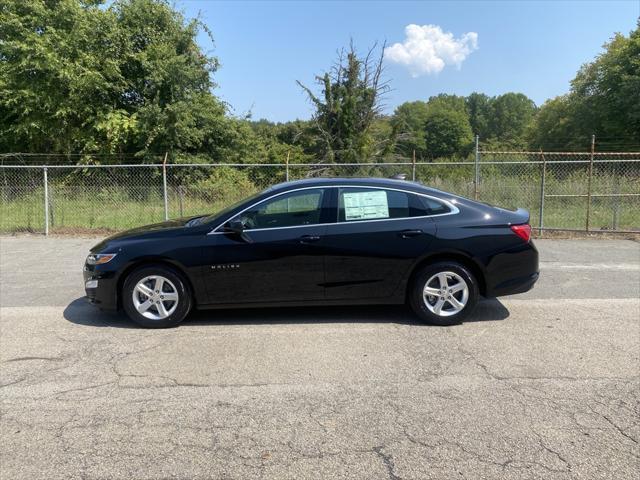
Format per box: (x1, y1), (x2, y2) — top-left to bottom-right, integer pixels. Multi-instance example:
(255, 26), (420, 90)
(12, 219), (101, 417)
(190, 166), (257, 205)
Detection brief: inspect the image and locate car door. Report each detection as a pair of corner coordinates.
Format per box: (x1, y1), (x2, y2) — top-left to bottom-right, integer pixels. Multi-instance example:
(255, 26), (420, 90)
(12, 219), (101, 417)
(204, 188), (330, 305)
(322, 186), (438, 300)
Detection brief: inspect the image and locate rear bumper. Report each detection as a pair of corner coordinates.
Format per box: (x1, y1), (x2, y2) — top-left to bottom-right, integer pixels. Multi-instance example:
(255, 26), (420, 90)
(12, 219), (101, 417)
(490, 271), (539, 297)
(484, 241), (540, 298)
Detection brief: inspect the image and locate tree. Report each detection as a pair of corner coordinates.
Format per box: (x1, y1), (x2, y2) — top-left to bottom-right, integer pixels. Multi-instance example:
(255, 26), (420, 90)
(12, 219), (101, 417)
(369, 116), (396, 160)
(571, 25), (640, 144)
(425, 94), (467, 115)
(113, 0), (227, 159)
(297, 42), (389, 163)
(528, 23), (640, 150)
(249, 119), (313, 164)
(0, 0), (123, 153)
(392, 95), (473, 159)
(526, 95), (576, 150)
(466, 92), (491, 138)
(392, 95), (471, 159)
(488, 93), (536, 148)
(391, 101), (430, 158)
(423, 109), (474, 158)
(0, 0), (233, 161)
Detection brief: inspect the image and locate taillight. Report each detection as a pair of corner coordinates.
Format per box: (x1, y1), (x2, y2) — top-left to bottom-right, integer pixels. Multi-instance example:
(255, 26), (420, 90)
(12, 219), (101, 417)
(510, 224), (531, 242)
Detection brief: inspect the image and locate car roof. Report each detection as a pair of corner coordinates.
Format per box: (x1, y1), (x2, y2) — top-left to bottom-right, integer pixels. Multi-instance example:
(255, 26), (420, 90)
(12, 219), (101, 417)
(266, 177), (438, 195)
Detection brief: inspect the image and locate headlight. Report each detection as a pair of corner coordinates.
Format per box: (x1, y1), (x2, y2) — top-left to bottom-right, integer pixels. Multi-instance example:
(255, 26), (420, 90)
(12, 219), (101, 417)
(86, 253), (117, 265)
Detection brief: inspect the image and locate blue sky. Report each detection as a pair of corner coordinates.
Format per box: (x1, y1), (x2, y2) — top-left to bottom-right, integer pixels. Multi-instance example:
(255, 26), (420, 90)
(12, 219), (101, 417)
(176, 0), (639, 122)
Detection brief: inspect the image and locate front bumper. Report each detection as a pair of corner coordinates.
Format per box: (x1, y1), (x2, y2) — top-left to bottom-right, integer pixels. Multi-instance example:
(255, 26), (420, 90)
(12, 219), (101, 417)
(83, 265), (119, 311)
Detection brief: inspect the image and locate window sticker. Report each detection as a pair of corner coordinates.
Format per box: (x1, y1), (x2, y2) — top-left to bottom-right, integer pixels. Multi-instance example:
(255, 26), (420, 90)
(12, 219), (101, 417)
(343, 190), (389, 221)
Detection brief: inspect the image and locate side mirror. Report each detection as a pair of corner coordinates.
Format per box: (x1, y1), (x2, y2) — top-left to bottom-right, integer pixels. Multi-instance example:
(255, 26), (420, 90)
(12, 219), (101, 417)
(224, 220), (252, 243)
(225, 220), (245, 235)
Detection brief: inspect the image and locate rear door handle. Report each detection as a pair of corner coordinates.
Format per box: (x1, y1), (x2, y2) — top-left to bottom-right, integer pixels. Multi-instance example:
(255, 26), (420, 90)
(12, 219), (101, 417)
(398, 229), (423, 238)
(299, 235), (321, 244)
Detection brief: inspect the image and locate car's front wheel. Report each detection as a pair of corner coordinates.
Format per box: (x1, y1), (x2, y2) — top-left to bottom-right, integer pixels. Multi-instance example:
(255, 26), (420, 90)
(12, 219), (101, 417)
(409, 261), (479, 326)
(122, 265), (192, 328)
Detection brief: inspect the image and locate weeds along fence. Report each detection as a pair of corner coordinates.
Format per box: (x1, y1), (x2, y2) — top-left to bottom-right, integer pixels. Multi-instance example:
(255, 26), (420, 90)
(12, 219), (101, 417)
(0, 151), (639, 234)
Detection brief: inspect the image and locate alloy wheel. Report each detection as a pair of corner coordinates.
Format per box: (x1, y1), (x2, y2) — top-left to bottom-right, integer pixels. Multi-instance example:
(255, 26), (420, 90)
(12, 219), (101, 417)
(132, 275), (179, 320)
(422, 271), (469, 317)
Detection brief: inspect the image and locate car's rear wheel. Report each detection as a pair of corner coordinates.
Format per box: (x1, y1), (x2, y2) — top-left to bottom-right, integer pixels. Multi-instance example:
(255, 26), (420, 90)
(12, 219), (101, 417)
(122, 265), (192, 328)
(409, 261), (479, 326)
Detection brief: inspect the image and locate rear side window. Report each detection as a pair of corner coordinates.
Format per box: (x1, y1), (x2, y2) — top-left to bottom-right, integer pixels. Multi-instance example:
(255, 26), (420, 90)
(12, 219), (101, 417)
(420, 197), (451, 216)
(338, 188), (440, 222)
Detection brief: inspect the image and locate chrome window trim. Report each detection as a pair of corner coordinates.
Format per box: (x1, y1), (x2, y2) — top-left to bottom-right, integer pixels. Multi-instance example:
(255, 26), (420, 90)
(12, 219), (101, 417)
(207, 185), (460, 235)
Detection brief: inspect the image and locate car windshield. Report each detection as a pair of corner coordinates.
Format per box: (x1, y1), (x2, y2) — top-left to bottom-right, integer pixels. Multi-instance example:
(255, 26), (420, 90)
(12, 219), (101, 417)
(197, 190), (265, 226)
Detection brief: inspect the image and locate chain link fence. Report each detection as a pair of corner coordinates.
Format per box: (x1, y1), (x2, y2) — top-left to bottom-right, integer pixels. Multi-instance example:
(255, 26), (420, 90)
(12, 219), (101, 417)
(1, 152), (639, 234)
(478, 151), (640, 232)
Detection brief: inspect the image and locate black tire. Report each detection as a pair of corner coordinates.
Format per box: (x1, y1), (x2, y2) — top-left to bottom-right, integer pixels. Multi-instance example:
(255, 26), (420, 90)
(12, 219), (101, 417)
(122, 265), (192, 328)
(409, 261), (479, 326)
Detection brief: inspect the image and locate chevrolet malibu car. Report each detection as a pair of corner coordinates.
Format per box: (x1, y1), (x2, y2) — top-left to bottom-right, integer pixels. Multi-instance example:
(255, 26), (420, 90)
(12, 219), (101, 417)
(84, 178), (539, 328)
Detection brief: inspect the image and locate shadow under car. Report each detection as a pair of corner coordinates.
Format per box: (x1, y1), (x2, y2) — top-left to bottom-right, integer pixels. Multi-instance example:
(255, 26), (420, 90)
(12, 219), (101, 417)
(63, 297), (510, 329)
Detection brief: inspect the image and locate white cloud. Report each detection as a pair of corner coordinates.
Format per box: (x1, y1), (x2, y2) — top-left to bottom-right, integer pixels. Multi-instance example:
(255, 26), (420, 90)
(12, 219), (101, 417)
(384, 24), (478, 77)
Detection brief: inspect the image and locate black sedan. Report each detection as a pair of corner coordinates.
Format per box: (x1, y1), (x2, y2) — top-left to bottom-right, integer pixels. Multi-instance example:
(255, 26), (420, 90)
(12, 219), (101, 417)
(84, 177), (539, 328)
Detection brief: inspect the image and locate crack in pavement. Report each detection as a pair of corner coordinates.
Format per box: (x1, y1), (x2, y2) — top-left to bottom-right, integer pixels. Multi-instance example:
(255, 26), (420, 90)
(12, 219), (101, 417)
(372, 446), (402, 480)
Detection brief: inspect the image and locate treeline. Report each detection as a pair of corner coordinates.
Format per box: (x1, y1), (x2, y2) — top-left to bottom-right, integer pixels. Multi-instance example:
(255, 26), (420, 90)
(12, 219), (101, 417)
(1, 0), (638, 167)
(249, 91), (537, 163)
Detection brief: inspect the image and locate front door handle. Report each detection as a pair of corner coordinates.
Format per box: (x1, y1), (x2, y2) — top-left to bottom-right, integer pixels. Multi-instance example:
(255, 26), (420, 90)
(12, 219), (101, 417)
(299, 235), (321, 244)
(398, 229), (423, 238)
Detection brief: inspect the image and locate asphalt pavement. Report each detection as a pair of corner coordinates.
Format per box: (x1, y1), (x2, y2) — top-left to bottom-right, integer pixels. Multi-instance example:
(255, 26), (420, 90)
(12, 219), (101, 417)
(0, 237), (638, 479)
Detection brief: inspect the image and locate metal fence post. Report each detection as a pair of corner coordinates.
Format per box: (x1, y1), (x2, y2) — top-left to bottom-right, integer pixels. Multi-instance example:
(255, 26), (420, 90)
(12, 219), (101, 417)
(412, 150), (416, 181)
(538, 150), (546, 235)
(286, 151), (290, 181)
(585, 135), (595, 232)
(43, 166), (49, 236)
(474, 135), (480, 200)
(162, 153), (169, 221)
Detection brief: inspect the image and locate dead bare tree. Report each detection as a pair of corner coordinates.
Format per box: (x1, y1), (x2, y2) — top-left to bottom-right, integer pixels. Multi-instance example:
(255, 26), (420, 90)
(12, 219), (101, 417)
(297, 40), (391, 165)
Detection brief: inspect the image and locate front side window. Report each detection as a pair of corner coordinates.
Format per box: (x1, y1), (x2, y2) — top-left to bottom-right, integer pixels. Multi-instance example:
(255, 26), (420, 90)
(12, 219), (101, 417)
(338, 188), (449, 222)
(233, 189), (325, 230)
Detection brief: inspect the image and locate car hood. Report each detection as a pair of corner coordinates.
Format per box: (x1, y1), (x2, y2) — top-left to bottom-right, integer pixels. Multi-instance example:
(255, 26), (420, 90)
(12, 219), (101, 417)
(91, 215), (205, 252)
